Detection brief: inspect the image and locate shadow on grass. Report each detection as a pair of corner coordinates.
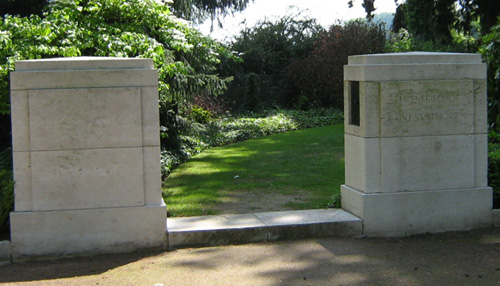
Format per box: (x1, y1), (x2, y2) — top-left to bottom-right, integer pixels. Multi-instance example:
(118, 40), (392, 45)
(163, 125), (345, 216)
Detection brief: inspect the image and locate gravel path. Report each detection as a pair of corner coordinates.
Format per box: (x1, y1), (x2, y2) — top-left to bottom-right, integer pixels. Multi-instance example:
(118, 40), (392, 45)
(0, 227), (499, 286)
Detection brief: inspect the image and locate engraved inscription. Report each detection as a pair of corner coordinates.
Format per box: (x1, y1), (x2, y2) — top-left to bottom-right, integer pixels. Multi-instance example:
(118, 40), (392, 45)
(383, 88), (468, 124)
(385, 111), (466, 123)
(393, 93), (459, 105)
(380, 81), (474, 136)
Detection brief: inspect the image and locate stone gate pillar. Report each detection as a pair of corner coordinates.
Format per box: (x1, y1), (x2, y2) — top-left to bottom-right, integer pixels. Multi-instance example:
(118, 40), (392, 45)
(341, 52), (492, 236)
(9, 57), (166, 259)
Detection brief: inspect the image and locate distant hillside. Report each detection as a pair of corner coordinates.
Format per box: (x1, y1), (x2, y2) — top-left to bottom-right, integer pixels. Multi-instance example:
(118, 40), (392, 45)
(373, 12), (394, 32)
(347, 12), (394, 32)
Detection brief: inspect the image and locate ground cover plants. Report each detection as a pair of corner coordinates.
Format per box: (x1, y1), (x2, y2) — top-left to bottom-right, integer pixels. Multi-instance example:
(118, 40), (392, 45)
(163, 124), (344, 217)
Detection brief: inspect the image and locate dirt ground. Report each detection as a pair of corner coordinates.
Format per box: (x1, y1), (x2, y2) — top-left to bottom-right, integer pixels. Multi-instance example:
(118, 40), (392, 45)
(0, 227), (499, 286)
(214, 190), (314, 214)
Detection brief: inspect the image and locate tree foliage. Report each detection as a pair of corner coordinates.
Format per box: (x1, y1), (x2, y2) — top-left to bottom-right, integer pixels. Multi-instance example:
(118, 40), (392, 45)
(0, 0), (48, 17)
(392, 0), (500, 37)
(220, 12), (323, 111)
(392, 2), (406, 32)
(474, 0), (500, 34)
(286, 20), (386, 109)
(170, 0), (251, 25)
(0, 0), (236, 150)
(402, 0), (456, 44)
(480, 19), (500, 132)
(2, 0), (232, 101)
(348, 0), (377, 20)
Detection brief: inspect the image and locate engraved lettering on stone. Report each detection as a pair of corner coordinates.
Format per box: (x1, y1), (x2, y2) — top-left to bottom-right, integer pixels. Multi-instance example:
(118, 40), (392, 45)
(384, 88), (466, 124)
(385, 112), (467, 123)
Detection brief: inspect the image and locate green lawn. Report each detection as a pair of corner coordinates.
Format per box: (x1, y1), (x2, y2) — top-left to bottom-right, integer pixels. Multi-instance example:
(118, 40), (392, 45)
(163, 124), (345, 217)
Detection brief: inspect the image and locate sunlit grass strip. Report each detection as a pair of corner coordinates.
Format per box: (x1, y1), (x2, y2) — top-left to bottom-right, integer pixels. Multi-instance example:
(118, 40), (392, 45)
(163, 124), (345, 217)
(160, 108), (343, 177)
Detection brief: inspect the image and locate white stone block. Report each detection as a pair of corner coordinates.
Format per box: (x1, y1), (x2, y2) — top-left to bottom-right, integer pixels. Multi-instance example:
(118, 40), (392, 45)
(342, 52), (492, 236)
(11, 69), (158, 90)
(143, 146), (163, 206)
(348, 52), (482, 65)
(255, 209), (362, 241)
(344, 63), (486, 81)
(30, 148), (145, 211)
(341, 185), (493, 237)
(473, 80), (488, 134)
(0, 241), (11, 263)
(141, 87), (161, 147)
(344, 134), (381, 193)
(12, 151), (32, 211)
(362, 82), (382, 137)
(344, 52), (486, 82)
(10, 90), (30, 152)
(14, 57), (154, 71)
(474, 134), (489, 187)
(343, 81), (349, 127)
(10, 205), (166, 259)
(29, 87), (143, 151)
(9, 57), (164, 258)
(380, 135), (475, 192)
(493, 209), (500, 227)
(167, 214), (267, 248)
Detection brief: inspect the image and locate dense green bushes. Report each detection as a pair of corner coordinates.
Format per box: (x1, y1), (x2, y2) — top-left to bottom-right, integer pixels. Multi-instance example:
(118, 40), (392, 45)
(0, 0), (232, 104)
(219, 12), (323, 112)
(480, 20), (500, 132)
(481, 20), (500, 207)
(0, 148), (12, 238)
(489, 131), (500, 208)
(287, 20), (386, 110)
(0, 0), (235, 149)
(0, 170), (13, 238)
(220, 16), (387, 112)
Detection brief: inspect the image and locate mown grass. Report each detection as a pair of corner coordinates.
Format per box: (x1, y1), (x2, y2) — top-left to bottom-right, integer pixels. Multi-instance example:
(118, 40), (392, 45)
(163, 124), (345, 217)
(160, 108), (344, 177)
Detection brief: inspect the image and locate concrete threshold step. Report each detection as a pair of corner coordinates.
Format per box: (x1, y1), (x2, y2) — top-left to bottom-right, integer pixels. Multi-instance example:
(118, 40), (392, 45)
(167, 209), (362, 249)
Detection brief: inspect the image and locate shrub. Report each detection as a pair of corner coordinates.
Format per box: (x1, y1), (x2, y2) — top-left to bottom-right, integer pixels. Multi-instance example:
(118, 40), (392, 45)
(220, 11), (323, 112)
(489, 131), (500, 208)
(188, 105), (214, 124)
(191, 95), (225, 116)
(286, 20), (386, 110)
(0, 148), (13, 237)
(0, 169), (13, 237)
(480, 19), (500, 132)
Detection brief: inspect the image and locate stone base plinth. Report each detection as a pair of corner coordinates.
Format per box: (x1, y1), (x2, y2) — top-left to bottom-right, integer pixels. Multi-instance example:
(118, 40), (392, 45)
(341, 185), (493, 237)
(10, 204), (166, 260)
(494, 209), (500, 227)
(0, 241), (11, 264)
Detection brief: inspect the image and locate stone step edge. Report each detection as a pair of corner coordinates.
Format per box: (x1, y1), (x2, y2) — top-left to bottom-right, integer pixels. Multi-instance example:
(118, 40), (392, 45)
(166, 208), (363, 249)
